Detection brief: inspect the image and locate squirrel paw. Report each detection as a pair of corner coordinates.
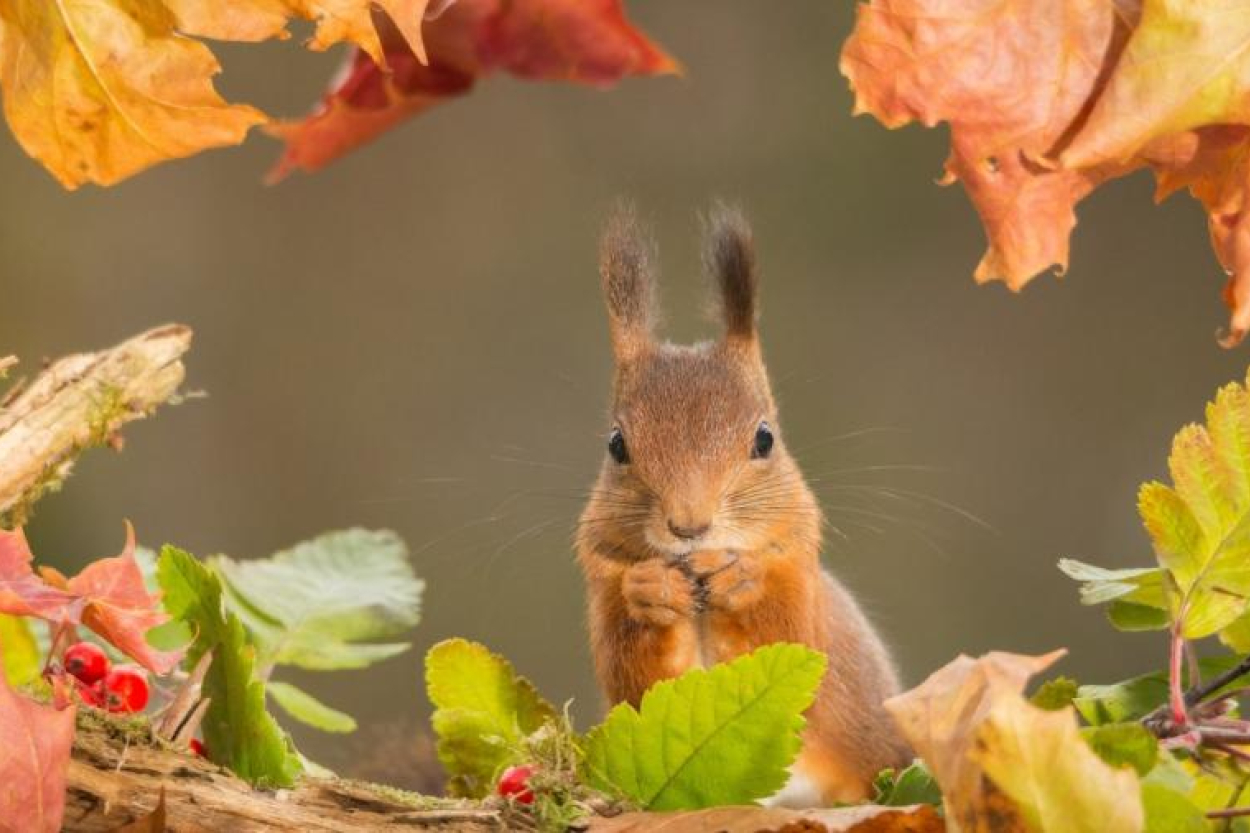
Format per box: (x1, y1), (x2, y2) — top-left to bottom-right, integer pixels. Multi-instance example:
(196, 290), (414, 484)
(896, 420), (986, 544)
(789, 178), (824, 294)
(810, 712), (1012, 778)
(622, 559), (694, 626)
(687, 550), (765, 612)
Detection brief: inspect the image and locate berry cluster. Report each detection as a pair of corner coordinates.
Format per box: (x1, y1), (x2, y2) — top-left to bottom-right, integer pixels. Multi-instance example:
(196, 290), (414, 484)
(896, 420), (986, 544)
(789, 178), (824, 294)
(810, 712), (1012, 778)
(62, 642), (150, 713)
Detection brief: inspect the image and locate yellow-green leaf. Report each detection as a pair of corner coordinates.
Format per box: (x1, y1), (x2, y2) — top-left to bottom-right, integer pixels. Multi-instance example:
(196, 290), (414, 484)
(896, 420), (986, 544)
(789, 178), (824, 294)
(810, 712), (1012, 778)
(425, 638), (556, 798)
(0, 614), (39, 687)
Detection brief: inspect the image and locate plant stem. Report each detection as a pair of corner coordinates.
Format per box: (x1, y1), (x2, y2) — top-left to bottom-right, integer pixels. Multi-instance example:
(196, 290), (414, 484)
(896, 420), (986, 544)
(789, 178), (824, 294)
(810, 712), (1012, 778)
(1170, 626), (1190, 727)
(1188, 654), (1250, 708)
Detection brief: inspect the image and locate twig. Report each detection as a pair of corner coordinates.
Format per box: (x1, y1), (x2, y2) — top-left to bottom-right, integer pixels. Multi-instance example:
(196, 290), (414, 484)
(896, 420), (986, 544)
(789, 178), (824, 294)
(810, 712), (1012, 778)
(1188, 655), (1250, 709)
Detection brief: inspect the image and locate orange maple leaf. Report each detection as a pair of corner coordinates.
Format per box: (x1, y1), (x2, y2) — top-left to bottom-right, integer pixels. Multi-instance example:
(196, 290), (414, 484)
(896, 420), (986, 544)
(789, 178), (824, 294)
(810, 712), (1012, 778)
(266, 0), (679, 180)
(842, 0), (1250, 346)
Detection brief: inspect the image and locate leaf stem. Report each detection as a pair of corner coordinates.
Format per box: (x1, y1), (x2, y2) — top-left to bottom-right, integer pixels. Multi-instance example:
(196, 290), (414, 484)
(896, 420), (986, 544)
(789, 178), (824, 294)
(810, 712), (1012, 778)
(1170, 626), (1189, 727)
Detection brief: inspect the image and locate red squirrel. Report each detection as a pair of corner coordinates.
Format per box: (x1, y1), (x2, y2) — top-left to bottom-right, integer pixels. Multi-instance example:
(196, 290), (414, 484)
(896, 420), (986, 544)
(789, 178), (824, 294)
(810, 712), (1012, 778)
(576, 204), (911, 804)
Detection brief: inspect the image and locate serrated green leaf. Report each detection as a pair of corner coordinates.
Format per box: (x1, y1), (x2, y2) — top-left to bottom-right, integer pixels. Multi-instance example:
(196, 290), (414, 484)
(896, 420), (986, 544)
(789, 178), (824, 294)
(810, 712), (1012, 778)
(582, 643), (826, 811)
(1223, 608), (1250, 652)
(1142, 782), (1209, 833)
(1031, 676), (1079, 711)
(157, 545), (303, 788)
(267, 680), (357, 734)
(210, 529), (422, 672)
(0, 614), (39, 687)
(1058, 560), (1169, 607)
(874, 760), (941, 807)
(1080, 723), (1157, 776)
(1074, 655), (1250, 726)
(425, 638), (556, 798)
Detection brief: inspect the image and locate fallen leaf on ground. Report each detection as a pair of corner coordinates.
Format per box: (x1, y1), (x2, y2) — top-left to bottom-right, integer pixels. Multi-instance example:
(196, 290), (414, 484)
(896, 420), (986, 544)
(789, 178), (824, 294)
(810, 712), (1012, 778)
(884, 649), (1143, 833)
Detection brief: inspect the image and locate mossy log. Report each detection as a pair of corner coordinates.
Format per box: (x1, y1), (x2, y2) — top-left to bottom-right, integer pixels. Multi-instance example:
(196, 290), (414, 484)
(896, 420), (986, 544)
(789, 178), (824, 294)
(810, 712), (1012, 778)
(0, 325), (192, 528)
(64, 718), (504, 832)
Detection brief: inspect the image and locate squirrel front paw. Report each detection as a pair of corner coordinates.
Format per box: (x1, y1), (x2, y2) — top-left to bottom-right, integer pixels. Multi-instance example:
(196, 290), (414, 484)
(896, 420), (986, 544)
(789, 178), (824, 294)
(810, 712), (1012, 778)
(622, 559), (695, 626)
(687, 551), (765, 612)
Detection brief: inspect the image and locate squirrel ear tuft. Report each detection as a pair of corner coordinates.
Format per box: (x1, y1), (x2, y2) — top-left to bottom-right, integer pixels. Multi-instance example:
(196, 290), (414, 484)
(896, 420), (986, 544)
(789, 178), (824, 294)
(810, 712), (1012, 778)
(703, 201), (758, 345)
(600, 201), (657, 363)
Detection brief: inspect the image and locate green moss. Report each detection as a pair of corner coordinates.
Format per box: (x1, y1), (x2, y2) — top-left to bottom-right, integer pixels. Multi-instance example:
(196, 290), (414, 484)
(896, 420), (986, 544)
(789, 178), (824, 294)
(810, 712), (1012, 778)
(86, 382), (130, 446)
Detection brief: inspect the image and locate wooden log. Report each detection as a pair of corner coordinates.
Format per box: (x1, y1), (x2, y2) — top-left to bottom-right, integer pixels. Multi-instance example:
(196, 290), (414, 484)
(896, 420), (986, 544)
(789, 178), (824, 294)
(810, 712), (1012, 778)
(0, 325), (192, 528)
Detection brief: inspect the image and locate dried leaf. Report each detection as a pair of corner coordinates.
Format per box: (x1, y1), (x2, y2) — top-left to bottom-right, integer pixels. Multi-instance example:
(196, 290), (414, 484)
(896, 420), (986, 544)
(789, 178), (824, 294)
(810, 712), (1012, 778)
(885, 649), (1143, 833)
(66, 523), (182, 675)
(267, 0), (677, 179)
(109, 787), (166, 832)
(841, 0), (1250, 346)
(0, 525), (181, 674)
(0, 666), (75, 833)
(167, 0), (436, 65)
(841, 0), (1140, 288)
(0, 0), (264, 188)
(0, 529), (79, 620)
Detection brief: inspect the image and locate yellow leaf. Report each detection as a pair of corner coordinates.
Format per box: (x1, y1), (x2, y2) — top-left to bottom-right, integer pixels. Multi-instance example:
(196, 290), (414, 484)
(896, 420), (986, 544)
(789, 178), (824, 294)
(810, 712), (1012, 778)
(167, 0), (434, 65)
(885, 650), (1143, 833)
(1064, 0), (1250, 167)
(0, 0), (265, 188)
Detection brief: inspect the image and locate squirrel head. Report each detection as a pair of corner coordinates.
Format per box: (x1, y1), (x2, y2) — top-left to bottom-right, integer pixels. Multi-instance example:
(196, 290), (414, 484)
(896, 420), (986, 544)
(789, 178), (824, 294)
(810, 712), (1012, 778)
(584, 203), (818, 561)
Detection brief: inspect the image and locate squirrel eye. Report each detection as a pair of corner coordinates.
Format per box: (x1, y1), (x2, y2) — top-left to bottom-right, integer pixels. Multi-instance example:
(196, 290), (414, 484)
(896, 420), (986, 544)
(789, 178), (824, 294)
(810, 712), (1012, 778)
(608, 427), (630, 465)
(751, 422), (774, 460)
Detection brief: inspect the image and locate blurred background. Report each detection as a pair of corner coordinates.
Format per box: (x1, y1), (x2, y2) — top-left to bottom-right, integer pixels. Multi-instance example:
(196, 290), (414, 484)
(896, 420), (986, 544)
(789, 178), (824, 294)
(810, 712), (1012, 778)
(1, 0), (1244, 783)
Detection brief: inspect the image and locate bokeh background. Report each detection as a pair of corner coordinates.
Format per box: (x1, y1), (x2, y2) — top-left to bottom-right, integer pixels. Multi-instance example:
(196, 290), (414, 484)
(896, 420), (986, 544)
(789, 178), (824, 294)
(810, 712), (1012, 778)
(1, 1), (1245, 781)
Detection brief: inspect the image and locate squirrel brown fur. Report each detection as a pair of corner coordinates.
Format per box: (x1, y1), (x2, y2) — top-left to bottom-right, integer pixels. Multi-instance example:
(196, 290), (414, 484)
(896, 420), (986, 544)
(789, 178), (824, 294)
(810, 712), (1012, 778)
(576, 203), (911, 805)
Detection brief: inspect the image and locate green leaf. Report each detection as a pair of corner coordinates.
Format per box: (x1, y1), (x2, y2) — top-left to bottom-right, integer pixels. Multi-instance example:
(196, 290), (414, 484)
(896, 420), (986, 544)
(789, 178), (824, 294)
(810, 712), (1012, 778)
(1074, 655), (1250, 725)
(1107, 601), (1171, 632)
(157, 545), (303, 788)
(425, 638), (557, 798)
(1142, 782), (1209, 833)
(1080, 723), (1157, 776)
(267, 680), (357, 734)
(582, 643), (826, 811)
(1031, 676), (1079, 711)
(0, 614), (39, 687)
(873, 760), (942, 807)
(1058, 560), (1169, 607)
(210, 528), (422, 671)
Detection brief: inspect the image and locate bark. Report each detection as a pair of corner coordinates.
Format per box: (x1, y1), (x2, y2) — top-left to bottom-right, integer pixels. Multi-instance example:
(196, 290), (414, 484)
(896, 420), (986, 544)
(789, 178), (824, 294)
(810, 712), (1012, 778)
(0, 325), (192, 528)
(64, 719), (505, 832)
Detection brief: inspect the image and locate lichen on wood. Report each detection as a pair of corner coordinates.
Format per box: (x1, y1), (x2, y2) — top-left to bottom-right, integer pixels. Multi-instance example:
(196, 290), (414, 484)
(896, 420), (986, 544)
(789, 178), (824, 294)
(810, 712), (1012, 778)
(0, 325), (192, 528)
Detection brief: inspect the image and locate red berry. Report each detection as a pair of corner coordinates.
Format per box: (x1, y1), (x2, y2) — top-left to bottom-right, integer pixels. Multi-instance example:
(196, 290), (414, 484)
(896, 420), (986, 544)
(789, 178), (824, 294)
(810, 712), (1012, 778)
(64, 642), (110, 685)
(497, 765), (536, 805)
(102, 666), (149, 713)
(189, 739), (207, 758)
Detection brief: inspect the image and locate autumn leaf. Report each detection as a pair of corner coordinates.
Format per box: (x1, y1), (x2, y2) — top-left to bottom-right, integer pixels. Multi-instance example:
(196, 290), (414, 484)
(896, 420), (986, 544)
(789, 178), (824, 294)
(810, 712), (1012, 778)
(0, 529), (79, 620)
(884, 649), (1144, 833)
(0, 525), (181, 674)
(266, 0), (678, 180)
(0, 665), (75, 833)
(0, 0), (264, 189)
(841, 0), (1140, 288)
(62, 523), (183, 675)
(840, 0), (1250, 346)
(166, 0), (438, 66)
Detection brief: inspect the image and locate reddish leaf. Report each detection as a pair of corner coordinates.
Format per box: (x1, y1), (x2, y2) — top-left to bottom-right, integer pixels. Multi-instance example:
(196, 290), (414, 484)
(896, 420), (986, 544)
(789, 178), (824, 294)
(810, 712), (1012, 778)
(65, 523), (182, 675)
(267, 0), (677, 179)
(0, 529), (79, 620)
(0, 666), (75, 833)
(0, 525), (181, 675)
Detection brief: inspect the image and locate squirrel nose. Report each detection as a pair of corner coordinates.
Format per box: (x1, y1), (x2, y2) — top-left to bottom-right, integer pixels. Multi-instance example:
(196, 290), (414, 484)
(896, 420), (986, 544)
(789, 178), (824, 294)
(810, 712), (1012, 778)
(667, 520), (710, 540)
